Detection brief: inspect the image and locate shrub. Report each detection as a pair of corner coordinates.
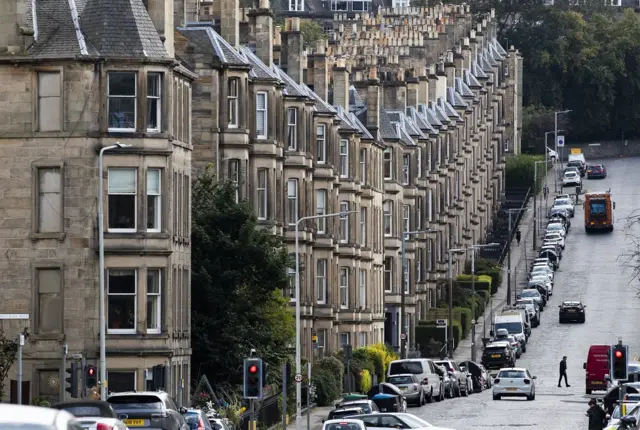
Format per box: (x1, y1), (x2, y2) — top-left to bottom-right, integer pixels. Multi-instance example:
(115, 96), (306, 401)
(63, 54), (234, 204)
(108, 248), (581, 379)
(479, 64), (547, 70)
(455, 307), (472, 337)
(312, 367), (341, 406)
(415, 320), (462, 353)
(456, 274), (493, 296)
(361, 347), (385, 382)
(360, 370), (372, 393)
(366, 343), (399, 380)
(315, 356), (344, 393)
(477, 290), (489, 303)
(505, 153), (545, 192)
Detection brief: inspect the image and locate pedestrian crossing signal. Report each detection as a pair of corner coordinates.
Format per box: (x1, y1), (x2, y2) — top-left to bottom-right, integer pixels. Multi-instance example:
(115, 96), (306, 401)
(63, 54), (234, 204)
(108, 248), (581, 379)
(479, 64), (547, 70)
(243, 358), (263, 399)
(612, 344), (629, 381)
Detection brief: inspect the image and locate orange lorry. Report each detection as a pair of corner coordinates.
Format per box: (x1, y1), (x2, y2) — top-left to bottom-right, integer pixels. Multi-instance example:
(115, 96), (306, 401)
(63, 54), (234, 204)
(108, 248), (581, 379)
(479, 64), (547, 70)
(584, 192), (615, 232)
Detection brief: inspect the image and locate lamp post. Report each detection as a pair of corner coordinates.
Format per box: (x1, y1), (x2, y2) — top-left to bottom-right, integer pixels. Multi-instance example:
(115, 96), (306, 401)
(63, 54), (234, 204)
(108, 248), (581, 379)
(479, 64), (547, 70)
(295, 210), (355, 430)
(98, 142), (131, 400)
(533, 160), (549, 250)
(506, 208), (526, 306)
(400, 229), (431, 359)
(468, 243), (499, 362)
(447, 247), (466, 357)
(554, 110), (572, 192)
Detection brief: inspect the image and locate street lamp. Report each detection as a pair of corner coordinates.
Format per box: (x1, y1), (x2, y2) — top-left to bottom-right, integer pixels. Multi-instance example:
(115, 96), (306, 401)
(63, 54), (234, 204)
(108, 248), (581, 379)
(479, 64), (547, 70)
(533, 160), (549, 250)
(400, 229), (431, 359)
(554, 110), (572, 192)
(447, 247), (466, 357)
(294, 210), (356, 430)
(505, 208), (527, 306)
(468, 243), (499, 362)
(98, 142), (131, 400)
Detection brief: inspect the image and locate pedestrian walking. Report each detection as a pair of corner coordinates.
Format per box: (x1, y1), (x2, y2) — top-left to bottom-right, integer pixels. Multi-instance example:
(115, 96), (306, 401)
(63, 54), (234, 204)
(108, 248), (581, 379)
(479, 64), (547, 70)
(558, 356), (570, 387)
(543, 184), (549, 200)
(515, 229), (521, 246)
(586, 398), (607, 430)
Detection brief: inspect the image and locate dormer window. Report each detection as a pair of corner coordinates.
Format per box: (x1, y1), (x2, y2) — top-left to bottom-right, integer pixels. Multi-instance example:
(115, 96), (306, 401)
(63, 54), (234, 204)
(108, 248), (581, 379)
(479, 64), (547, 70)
(108, 72), (137, 132)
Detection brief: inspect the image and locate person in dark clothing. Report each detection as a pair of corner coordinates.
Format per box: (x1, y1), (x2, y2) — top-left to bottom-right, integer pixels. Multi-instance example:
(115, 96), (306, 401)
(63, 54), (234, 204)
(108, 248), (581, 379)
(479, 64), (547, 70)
(586, 398), (607, 430)
(515, 230), (522, 246)
(558, 356), (570, 387)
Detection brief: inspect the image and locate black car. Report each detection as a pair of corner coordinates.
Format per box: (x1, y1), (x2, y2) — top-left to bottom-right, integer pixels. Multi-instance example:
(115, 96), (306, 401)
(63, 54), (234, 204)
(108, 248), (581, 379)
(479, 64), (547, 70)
(558, 301), (586, 323)
(587, 164), (607, 179)
(567, 160), (586, 176)
(481, 342), (515, 370)
(107, 391), (188, 430)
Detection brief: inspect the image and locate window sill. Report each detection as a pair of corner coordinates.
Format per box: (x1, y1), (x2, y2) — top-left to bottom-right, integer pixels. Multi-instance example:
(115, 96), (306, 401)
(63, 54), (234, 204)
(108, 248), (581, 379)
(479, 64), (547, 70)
(29, 333), (65, 343)
(105, 232), (171, 240)
(107, 332), (170, 339)
(30, 232), (66, 242)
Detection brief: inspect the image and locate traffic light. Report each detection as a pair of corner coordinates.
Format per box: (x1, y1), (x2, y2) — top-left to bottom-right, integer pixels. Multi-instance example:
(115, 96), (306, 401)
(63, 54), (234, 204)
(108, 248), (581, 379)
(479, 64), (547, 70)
(612, 344), (629, 381)
(243, 358), (263, 399)
(65, 362), (78, 398)
(85, 365), (97, 388)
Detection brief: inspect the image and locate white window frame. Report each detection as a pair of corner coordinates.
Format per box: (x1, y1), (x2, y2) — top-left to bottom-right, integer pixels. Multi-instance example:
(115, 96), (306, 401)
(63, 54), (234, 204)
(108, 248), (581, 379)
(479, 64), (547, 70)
(146, 269), (162, 334)
(383, 148), (393, 180)
(257, 168), (268, 220)
(339, 267), (349, 309)
(417, 147), (422, 179)
(360, 206), (367, 246)
(289, 0), (304, 11)
(256, 91), (268, 139)
(359, 268), (366, 309)
(383, 200), (393, 237)
(229, 159), (240, 203)
(287, 107), (297, 150)
(316, 189), (327, 233)
(147, 72), (162, 132)
(108, 72), (136, 132)
(317, 329), (326, 350)
(340, 332), (351, 347)
(402, 153), (410, 185)
(108, 168), (137, 233)
(316, 259), (327, 304)
(416, 196), (422, 229)
(404, 262), (410, 293)
(228, 78), (239, 128)
(339, 201), (349, 243)
(417, 248), (423, 282)
(384, 257), (393, 292)
(359, 332), (367, 346)
(403, 204), (410, 233)
(107, 269), (137, 334)
(339, 139), (349, 178)
(287, 179), (298, 226)
(316, 125), (326, 164)
(146, 169), (161, 232)
(360, 148), (367, 184)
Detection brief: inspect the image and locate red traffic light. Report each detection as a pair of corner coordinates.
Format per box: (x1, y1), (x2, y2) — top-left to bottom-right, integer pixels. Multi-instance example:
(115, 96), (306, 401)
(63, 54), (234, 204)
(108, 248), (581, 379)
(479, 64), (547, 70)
(88, 367), (95, 376)
(616, 350), (624, 359)
(249, 365), (258, 374)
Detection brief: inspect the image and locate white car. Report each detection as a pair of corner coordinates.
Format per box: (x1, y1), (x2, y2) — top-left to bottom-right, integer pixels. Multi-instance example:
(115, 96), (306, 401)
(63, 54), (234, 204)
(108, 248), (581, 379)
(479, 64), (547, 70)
(546, 222), (567, 237)
(606, 401), (640, 429)
(555, 193), (571, 201)
(552, 198), (575, 217)
(563, 171), (582, 187)
(351, 413), (455, 430)
(544, 232), (565, 249)
(322, 419), (367, 430)
(492, 368), (537, 401)
(529, 277), (553, 295)
(0, 404), (81, 429)
(530, 266), (554, 282)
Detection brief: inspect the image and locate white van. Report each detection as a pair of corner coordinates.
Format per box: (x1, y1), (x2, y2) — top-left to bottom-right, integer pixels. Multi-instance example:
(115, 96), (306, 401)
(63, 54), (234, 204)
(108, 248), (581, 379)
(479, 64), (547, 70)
(501, 307), (531, 340)
(492, 314), (527, 352)
(568, 153), (586, 165)
(387, 359), (442, 402)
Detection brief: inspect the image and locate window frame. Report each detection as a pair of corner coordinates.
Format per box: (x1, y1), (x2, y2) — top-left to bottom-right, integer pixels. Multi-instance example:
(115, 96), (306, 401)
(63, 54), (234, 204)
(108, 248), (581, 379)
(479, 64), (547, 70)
(339, 267), (349, 309)
(31, 163), (65, 240)
(107, 269), (138, 335)
(404, 261), (410, 294)
(227, 78), (239, 128)
(31, 263), (64, 338)
(339, 201), (349, 243)
(229, 159), (240, 203)
(359, 268), (366, 309)
(316, 189), (327, 233)
(360, 148), (367, 184)
(256, 91), (268, 139)
(107, 370), (137, 392)
(287, 107), (297, 151)
(383, 148), (393, 180)
(36, 70), (63, 132)
(339, 332), (351, 347)
(417, 147), (422, 179)
(402, 153), (410, 185)
(146, 168), (161, 232)
(417, 248), (423, 282)
(107, 168), (138, 233)
(107, 72), (137, 133)
(316, 124), (326, 164)
(403, 204), (410, 233)
(146, 269), (162, 334)
(316, 258), (327, 304)
(383, 200), (393, 237)
(146, 72), (162, 132)
(339, 139), (349, 178)
(286, 255), (296, 302)
(257, 168), (268, 220)
(360, 206), (367, 246)
(384, 257), (393, 292)
(287, 178), (298, 226)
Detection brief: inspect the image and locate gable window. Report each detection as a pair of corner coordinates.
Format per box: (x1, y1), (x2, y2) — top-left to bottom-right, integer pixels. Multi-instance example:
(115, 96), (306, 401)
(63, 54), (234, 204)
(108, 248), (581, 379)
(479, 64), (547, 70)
(256, 91), (268, 139)
(339, 139), (349, 177)
(229, 159), (240, 203)
(287, 179), (298, 225)
(383, 200), (393, 236)
(316, 259), (327, 304)
(331, 0), (348, 10)
(339, 201), (349, 243)
(403, 204), (410, 233)
(257, 168), (268, 220)
(339, 267), (349, 308)
(360, 148), (367, 184)
(228, 78), (239, 128)
(108, 72), (136, 132)
(35, 167), (63, 234)
(146, 269), (161, 334)
(360, 207), (367, 246)
(359, 269), (366, 309)
(383, 148), (393, 179)
(107, 269), (137, 333)
(147, 73), (161, 132)
(316, 189), (327, 233)
(37, 72), (61, 132)
(287, 108), (297, 150)
(34, 268), (63, 334)
(402, 153), (410, 185)
(316, 125), (326, 163)
(384, 257), (393, 292)
(108, 168), (137, 232)
(147, 169), (161, 232)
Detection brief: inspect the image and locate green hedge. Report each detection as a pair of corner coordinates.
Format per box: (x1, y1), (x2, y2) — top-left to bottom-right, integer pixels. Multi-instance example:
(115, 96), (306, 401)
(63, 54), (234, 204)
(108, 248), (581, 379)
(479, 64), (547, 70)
(456, 273), (493, 295)
(455, 307), (472, 337)
(505, 154), (546, 192)
(415, 320), (462, 351)
(477, 290), (490, 304)
(313, 356), (344, 405)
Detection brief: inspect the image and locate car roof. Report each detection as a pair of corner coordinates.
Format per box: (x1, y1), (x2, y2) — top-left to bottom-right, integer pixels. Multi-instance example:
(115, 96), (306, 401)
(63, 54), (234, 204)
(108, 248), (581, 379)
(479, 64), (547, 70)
(334, 408), (364, 412)
(324, 419), (365, 425)
(0, 404), (75, 424)
(487, 341), (510, 346)
(387, 374), (415, 378)
(498, 367), (528, 372)
(562, 301), (582, 305)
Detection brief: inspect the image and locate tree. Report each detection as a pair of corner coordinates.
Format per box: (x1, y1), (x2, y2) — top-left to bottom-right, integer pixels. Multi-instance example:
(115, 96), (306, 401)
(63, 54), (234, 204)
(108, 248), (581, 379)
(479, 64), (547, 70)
(0, 329), (17, 401)
(190, 168), (295, 388)
(300, 21), (327, 50)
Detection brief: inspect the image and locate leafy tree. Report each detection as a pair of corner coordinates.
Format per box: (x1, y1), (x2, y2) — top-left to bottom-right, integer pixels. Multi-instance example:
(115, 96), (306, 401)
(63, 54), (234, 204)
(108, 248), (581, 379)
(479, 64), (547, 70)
(190, 168), (294, 388)
(0, 329), (17, 401)
(300, 21), (327, 50)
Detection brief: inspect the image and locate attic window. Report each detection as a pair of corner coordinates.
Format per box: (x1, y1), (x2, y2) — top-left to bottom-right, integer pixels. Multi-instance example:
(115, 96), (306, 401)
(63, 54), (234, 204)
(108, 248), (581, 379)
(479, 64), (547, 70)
(108, 72), (137, 132)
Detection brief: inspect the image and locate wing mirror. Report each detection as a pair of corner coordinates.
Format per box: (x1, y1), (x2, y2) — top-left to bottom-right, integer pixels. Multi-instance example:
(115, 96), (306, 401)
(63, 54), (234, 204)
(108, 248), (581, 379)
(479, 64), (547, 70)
(583, 363), (587, 370)
(621, 416), (637, 426)
(179, 406), (188, 414)
(605, 374), (611, 382)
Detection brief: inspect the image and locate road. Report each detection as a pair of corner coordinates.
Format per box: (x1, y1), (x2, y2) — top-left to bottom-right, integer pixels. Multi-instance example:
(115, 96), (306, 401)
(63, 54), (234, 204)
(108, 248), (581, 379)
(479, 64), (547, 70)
(415, 157), (640, 429)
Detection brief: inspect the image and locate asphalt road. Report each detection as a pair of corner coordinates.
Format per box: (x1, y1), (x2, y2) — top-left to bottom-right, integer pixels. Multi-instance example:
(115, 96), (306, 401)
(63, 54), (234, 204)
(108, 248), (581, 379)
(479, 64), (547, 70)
(414, 158), (640, 429)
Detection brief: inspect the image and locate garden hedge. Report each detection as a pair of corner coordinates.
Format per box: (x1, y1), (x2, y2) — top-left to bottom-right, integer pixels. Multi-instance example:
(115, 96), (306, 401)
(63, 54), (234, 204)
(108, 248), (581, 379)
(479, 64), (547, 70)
(454, 307), (472, 337)
(415, 320), (462, 351)
(456, 274), (493, 295)
(313, 356), (344, 405)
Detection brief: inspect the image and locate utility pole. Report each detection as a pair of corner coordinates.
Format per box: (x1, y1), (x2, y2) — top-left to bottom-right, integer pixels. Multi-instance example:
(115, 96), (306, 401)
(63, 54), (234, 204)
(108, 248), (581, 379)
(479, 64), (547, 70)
(533, 160), (547, 250)
(554, 110), (571, 193)
(447, 247), (465, 358)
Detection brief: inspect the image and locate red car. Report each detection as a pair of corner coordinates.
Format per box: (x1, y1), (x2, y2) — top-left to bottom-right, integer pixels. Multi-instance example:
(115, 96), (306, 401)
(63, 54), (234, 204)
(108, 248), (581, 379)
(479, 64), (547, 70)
(586, 164), (607, 179)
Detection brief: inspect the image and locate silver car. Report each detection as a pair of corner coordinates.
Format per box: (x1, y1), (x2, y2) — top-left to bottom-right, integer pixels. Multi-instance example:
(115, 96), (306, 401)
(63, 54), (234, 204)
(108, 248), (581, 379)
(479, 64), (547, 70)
(386, 374), (425, 405)
(0, 404), (83, 430)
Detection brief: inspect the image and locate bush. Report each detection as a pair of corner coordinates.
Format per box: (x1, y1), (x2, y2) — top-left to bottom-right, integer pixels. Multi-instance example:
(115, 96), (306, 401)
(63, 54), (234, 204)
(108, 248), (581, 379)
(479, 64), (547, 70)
(455, 307), (472, 337)
(505, 153), (545, 192)
(456, 274), (493, 295)
(361, 347), (385, 382)
(365, 343), (398, 380)
(312, 367), (341, 406)
(415, 320), (462, 353)
(466, 258), (502, 293)
(360, 370), (372, 393)
(477, 289), (489, 304)
(315, 356), (344, 392)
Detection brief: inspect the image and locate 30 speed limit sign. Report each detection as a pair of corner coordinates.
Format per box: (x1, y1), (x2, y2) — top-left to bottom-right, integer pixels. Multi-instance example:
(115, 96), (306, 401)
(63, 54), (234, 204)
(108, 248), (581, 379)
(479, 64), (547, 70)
(294, 373), (303, 383)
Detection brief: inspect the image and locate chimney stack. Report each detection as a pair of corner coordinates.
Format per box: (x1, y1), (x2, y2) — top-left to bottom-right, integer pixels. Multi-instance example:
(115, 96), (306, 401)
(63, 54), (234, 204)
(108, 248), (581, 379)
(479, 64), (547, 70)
(281, 18), (304, 84)
(220, 0), (240, 47)
(406, 70), (419, 109)
(366, 67), (381, 138)
(462, 37), (471, 70)
(427, 64), (437, 103)
(0, 0), (33, 54)
(248, 0), (274, 67)
(444, 51), (455, 87)
(418, 66), (429, 105)
(332, 58), (350, 112)
(313, 40), (329, 101)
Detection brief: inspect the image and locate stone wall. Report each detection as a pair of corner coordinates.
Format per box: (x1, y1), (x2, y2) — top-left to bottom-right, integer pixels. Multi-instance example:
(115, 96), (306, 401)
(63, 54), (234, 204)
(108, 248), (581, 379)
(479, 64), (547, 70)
(563, 141), (640, 161)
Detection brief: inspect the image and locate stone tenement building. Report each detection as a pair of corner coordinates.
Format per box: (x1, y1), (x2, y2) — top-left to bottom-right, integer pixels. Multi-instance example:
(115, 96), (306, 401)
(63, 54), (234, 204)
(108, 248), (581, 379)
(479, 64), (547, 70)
(179, 0), (522, 359)
(0, 0), (195, 404)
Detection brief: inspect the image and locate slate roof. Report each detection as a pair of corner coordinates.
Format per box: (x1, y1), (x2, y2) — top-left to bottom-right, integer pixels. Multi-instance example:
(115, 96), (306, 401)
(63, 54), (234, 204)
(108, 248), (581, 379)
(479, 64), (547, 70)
(479, 52), (494, 72)
(489, 42), (504, 61)
(305, 85), (337, 114)
(447, 87), (468, 109)
(440, 97), (463, 122)
(348, 112), (374, 140)
(334, 105), (359, 131)
(406, 106), (438, 135)
(494, 39), (508, 56)
(25, 0), (171, 59)
(238, 47), (281, 80)
(463, 69), (482, 89)
(418, 104), (444, 130)
(386, 111), (415, 145)
(455, 77), (475, 97)
(380, 107), (400, 140)
(472, 59), (489, 79)
(272, 66), (308, 97)
(176, 26), (249, 67)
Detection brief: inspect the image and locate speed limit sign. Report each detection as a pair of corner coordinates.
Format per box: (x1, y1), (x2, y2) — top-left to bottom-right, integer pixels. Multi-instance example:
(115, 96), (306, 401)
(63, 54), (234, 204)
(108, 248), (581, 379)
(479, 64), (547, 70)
(294, 373), (303, 383)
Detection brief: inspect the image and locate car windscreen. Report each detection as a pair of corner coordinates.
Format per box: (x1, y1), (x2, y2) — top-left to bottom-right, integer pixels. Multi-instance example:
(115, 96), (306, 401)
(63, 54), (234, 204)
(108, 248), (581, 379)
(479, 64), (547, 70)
(387, 376), (414, 385)
(389, 361), (422, 375)
(325, 423), (363, 430)
(399, 415), (433, 428)
(107, 395), (163, 410)
(340, 403), (372, 413)
(484, 347), (507, 354)
(331, 410), (361, 419)
(516, 300), (535, 306)
(498, 370), (526, 379)
(589, 201), (607, 216)
(520, 290), (540, 298)
(555, 199), (571, 206)
(56, 405), (105, 417)
(547, 224), (563, 230)
(495, 322), (523, 334)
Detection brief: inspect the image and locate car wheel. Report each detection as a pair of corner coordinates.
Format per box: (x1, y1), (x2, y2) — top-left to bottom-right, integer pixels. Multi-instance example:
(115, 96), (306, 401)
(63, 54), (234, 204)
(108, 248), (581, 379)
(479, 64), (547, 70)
(419, 391), (425, 406)
(559, 318), (563, 324)
(455, 385), (461, 398)
(527, 392), (535, 401)
(522, 344), (527, 353)
(586, 389), (592, 394)
(581, 318), (585, 323)
(462, 383), (469, 397)
(493, 394), (500, 401)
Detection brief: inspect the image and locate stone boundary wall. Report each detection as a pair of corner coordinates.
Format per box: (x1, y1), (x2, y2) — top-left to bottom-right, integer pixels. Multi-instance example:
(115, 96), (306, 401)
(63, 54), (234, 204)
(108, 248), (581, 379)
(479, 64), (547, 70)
(562, 140), (640, 161)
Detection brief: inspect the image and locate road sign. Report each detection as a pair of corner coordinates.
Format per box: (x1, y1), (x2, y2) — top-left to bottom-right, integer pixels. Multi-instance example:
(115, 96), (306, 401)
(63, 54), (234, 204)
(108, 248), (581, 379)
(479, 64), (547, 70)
(557, 135), (565, 147)
(0, 314), (29, 320)
(400, 333), (407, 340)
(436, 319), (447, 328)
(471, 319), (476, 324)
(294, 373), (303, 383)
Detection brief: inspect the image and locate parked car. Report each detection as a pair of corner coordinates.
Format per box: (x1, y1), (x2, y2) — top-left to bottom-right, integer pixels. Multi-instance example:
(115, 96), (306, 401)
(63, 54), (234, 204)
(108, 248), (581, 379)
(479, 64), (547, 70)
(0, 404), (83, 430)
(459, 360), (487, 393)
(492, 368), (537, 401)
(482, 341), (516, 370)
(334, 400), (379, 414)
(386, 374), (425, 406)
(322, 418), (367, 430)
(185, 409), (214, 430)
(551, 198), (575, 217)
(347, 413), (455, 430)
(326, 407), (366, 421)
(563, 171), (582, 187)
(433, 363), (454, 399)
(386, 359), (442, 402)
(51, 400), (119, 419)
(107, 391), (188, 430)
(434, 360), (470, 396)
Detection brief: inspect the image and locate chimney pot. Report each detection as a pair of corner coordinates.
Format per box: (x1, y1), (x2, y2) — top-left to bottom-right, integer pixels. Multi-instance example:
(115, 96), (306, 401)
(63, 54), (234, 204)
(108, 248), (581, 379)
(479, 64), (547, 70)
(292, 17), (301, 31)
(476, 23), (482, 33)
(259, 0), (269, 8)
(463, 37), (469, 47)
(491, 8), (495, 18)
(369, 66), (378, 79)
